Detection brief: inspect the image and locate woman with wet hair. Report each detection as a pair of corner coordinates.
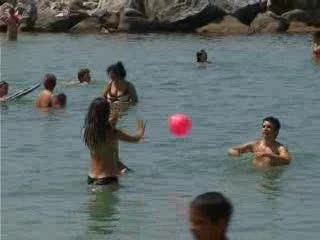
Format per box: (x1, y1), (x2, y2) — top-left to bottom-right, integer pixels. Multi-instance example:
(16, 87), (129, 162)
(83, 97), (145, 185)
(102, 61), (138, 104)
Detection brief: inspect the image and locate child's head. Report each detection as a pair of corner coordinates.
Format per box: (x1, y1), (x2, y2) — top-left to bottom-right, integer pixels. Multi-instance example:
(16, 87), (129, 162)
(83, 97), (112, 151)
(43, 74), (57, 91)
(189, 192), (233, 240)
(52, 93), (67, 107)
(0, 81), (9, 97)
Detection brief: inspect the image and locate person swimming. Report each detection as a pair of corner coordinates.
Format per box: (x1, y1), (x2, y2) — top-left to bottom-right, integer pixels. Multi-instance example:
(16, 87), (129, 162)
(196, 49), (211, 64)
(63, 68), (92, 86)
(83, 97), (145, 185)
(227, 116), (292, 167)
(102, 62), (138, 104)
(52, 93), (67, 108)
(35, 74), (56, 108)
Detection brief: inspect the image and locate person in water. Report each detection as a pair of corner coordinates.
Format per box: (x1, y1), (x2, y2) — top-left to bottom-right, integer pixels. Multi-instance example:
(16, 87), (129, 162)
(189, 192), (233, 240)
(312, 31), (320, 57)
(0, 81), (9, 101)
(228, 116), (292, 167)
(102, 61), (138, 104)
(0, 7), (21, 41)
(196, 49), (211, 64)
(35, 74), (57, 108)
(78, 68), (91, 84)
(52, 93), (67, 108)
(83, 97), (145, 185)
(0, 81), (9, 102)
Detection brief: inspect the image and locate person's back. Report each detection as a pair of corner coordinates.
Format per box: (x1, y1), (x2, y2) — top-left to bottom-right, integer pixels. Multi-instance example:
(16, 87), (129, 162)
(83, 97), (145, 185)
(35, 74), (56, 108)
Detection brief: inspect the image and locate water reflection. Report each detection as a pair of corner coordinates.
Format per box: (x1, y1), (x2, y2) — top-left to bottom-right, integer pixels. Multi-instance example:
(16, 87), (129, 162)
(87, 187), (120, 237)
(256, 167), (286, 197)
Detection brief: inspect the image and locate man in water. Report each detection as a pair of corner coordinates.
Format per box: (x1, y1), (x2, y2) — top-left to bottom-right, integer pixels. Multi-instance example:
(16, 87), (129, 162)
(0, 7), (21, 41)
(63, 68), (91, 86)
(228, 116), (292, 167)
(189, 192), (233, 240)
(78, 68), (91, 84)
(35, 74), (56, 108)
(0, 81), (9, 101)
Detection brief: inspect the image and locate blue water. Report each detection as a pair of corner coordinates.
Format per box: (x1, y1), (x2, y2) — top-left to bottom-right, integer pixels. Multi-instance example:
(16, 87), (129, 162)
(1, 32), (320, 240)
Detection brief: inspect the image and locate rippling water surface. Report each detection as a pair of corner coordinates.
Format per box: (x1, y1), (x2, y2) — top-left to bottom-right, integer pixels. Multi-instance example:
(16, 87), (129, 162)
(1, 32), (320, 240)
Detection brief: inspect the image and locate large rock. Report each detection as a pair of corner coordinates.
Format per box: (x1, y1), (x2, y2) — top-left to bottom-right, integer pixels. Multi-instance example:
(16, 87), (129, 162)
(34, 0), (89, 32)
(119, 0), (227, 32)
(250, 12), (287, 33)
(287, 21), (320, 33)
(196, 15), (250, 35)
(268, 0), (320, 15)
(69, 16), (101, 33)
(16, 0), (38, 31)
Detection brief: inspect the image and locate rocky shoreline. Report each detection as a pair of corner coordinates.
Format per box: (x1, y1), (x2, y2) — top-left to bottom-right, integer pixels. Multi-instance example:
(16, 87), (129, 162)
(1, 0), (320, 35)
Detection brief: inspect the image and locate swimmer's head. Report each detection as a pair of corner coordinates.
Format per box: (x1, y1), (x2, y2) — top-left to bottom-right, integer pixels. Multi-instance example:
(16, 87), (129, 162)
(78, 68), (91, 83)
(196, 49), (208, 63)
(0, 81), (9, 97)
(52, 93), (67, 107)
(83, 97), (112, 151)
(106, 61), (126, 82)
(262, 116), (281, 139)
(189, 192), (233, 240)
(43, 74), (56, 91)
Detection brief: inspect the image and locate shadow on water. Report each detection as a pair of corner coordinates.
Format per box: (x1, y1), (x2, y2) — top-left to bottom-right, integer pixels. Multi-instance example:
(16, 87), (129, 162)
(86, 186), (120, 237)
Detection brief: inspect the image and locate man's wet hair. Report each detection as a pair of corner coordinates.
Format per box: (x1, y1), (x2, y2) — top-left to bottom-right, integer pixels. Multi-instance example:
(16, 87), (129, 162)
(262, 116), (281, 132)
(190, 192), (233, 225)
(78, 68), (90, 81)
(43, 74), (56, 91)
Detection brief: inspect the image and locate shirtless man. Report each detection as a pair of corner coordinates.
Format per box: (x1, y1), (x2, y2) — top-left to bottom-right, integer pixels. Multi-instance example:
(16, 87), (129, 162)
(1, 7), (21, 41)
(0, 81), (9, 101)
(228, 116), (292, 167)
(35, 74), (56, 108)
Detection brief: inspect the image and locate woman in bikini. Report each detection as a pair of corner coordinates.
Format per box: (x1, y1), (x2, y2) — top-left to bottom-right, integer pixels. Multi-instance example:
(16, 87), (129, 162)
(102, 62), (138, 104)
(83, 97), (145, 185)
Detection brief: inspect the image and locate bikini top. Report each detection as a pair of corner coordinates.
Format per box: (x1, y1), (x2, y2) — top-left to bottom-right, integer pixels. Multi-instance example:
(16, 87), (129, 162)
(106, 86), (130, 103)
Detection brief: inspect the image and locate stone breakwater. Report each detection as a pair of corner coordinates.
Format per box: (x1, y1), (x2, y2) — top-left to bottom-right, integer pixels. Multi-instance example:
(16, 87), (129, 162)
(1, 0), (320, 34)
